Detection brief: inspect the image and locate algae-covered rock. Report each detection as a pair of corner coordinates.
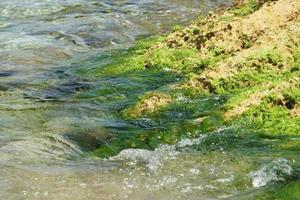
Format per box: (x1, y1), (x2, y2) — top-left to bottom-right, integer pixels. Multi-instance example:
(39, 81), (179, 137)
(143, 0), (300, 135)
(77, 0), (300, 157)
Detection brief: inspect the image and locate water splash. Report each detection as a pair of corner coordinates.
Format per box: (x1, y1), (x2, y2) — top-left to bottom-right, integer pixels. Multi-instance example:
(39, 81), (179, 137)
(250, 158), (294, 188)
(110, 145), (177, 173)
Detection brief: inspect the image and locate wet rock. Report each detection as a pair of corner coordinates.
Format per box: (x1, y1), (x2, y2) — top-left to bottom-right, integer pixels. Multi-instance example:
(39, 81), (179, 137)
(51, 69), (73, 79)
(134, 118), (158, 129)
(0, 71), (15, 77)
(23, 81), (93, 101)
(65, 129), (113, 151)
(56, 82), (93, 94)
(23, 90), (63, 101)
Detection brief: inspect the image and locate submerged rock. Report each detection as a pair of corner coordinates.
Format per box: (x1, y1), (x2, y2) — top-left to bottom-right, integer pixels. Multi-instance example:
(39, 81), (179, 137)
(56, 82), (93, 94)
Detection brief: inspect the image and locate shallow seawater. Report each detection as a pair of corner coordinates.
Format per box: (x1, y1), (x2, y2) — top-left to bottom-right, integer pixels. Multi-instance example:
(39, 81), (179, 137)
(1, 0), (300, 199)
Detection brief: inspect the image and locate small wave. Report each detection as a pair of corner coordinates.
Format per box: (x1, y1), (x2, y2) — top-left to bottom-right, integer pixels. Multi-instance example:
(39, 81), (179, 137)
(250, 158), (293, 188)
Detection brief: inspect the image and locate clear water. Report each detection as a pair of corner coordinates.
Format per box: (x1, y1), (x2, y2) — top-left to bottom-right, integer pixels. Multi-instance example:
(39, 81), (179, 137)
(0, 0), (299, 199)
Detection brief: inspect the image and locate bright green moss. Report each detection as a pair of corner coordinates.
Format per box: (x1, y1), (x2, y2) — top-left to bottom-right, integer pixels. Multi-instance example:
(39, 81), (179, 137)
(131, 36), (166, 52)
(237, 84), (300, 135)
(143, 47), (205, 73)
(212, 49), (286, 94)
(78, 36), (166, 78)
(245, 104), (299, 135)
(222, 85), (263, 110)
(247, 49), (285, 67)
(232, 0), (259, 16)
(80, 38), (208, 79)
